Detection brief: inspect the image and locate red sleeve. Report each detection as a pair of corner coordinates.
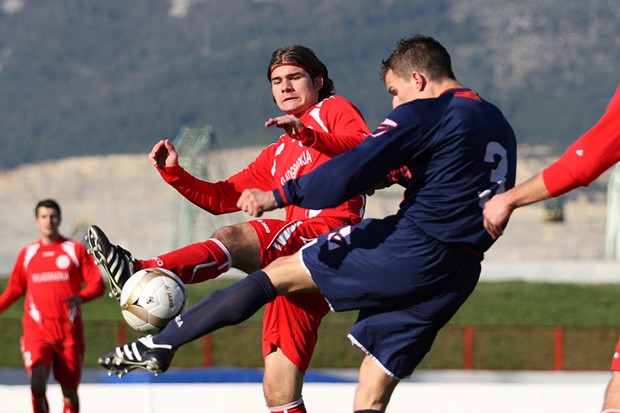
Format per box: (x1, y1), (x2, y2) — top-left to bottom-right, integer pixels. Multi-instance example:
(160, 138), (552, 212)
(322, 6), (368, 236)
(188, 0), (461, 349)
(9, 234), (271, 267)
(157, 164), (245, 214)
(296, 96), (370, 157)
(0, 249), (27, 313)
(157, 146), (277, 214)
(542, 84), (620, 197)
(226, 144), (280, 192)
(76, 243), (105, 303)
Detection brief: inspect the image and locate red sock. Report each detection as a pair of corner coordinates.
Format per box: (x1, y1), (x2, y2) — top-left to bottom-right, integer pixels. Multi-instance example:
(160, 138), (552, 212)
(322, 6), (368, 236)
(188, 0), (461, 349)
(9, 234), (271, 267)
(137, 238), (231, 283)
(270, 398), (307, 413)
(31, 391), (49, 413)
(63, 400), (79, 413)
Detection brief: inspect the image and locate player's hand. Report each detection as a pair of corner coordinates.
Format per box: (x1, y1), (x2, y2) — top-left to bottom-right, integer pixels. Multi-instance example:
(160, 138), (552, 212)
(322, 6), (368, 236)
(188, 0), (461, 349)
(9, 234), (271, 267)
(482, 193), (512, 240)
(149, 139), (179, 168)
(237, 189), (278, 217)
(65, 295), (83, 322)
(265, 115), (304, 137)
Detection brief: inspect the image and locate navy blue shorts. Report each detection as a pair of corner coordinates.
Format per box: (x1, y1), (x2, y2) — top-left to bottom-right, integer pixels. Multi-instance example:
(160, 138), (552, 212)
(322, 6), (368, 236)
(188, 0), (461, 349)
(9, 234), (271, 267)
(300, 215), (481, 379)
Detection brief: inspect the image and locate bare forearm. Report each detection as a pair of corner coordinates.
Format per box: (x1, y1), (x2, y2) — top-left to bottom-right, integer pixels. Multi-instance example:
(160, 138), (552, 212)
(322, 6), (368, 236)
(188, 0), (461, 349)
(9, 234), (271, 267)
(502, 173), (552, 209)
(483, 173), (551, 239)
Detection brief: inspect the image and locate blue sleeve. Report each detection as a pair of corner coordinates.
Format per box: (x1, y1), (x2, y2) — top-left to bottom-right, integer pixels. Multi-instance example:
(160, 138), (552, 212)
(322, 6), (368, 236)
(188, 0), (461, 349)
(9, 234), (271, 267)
(280, 108), (418, 209)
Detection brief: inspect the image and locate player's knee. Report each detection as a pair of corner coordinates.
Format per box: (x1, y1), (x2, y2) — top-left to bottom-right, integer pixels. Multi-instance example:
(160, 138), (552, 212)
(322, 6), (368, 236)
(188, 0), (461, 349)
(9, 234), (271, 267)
(212, 223), (259, 267)
(354, 357), (398, 411)
(263, 352), (304, 405)
(29, 365), (48, 393)
(212, 223), (251, 244)
(30, 377), (46, 393)
(263, 379), (302, 409)
(211, 225), (235, 242)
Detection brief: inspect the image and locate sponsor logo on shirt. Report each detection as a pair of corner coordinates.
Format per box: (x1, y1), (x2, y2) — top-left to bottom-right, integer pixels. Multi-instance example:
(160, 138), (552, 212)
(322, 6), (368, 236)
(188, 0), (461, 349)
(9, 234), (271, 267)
(56, 254), (71, 269)
(279, 149), (313, 185)
(31, 271), (70, 282)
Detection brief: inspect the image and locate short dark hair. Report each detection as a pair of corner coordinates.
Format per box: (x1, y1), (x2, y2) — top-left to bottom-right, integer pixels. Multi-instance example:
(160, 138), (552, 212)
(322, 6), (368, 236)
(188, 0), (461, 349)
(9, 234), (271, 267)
(268, 45), (335, 101)
(380, 35), (456, 83)
(35, 199), (61, 219)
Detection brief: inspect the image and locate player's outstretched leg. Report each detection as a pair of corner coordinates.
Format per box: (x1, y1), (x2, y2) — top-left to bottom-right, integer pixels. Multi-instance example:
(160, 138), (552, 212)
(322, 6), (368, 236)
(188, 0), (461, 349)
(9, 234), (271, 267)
(99, 270), (277, 378)
(99, 335), (175, 378)
(86, 225), (134, 300)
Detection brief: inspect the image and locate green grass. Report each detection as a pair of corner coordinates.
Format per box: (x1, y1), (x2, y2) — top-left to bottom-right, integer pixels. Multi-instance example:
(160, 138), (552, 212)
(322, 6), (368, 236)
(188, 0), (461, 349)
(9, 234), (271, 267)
(1, 278), (619, 370)
(452, 281), (620, 326)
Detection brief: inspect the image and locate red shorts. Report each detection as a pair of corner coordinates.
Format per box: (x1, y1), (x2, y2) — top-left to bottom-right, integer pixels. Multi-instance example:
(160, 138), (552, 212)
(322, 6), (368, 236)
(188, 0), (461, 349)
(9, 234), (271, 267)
(20, 316), (84, 391)
(611, 335), (620, 371)
(248, 217), (349, 371)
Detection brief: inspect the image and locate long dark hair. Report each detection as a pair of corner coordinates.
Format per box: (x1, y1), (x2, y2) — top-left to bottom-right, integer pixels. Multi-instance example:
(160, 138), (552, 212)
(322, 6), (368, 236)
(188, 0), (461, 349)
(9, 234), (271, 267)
(268, 45), (335, 101)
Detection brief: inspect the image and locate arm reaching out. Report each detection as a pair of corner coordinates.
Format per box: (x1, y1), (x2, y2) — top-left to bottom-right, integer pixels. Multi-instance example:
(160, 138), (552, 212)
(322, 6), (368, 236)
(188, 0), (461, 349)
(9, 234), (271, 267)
(237, 189), (278, 217)
(149, 139), (179, 168)
(483, 85), (620, 240)
(265, 115), (305, 136)
(483, 173), (551, 239)
(264, 96), (371, 158)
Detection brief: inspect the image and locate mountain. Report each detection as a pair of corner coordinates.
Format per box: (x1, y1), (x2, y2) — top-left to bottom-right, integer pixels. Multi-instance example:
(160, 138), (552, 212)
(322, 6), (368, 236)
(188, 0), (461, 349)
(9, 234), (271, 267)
(1, 0), (619, 169)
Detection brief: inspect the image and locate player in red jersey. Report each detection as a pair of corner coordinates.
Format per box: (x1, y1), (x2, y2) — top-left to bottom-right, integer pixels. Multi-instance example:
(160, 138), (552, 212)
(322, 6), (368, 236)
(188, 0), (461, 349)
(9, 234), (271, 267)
(86, 45), (370, 413)
(99, 35), (517, 413)
(482, 84), (620, 413)
(0, 199), (105, 413)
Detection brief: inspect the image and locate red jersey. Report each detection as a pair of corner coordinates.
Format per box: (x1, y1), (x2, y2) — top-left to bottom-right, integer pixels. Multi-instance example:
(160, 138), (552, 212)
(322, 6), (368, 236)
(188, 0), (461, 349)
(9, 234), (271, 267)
(158, 95), (370, 222)
(0, 237), (104, 323)
(543, 84), (620, 197)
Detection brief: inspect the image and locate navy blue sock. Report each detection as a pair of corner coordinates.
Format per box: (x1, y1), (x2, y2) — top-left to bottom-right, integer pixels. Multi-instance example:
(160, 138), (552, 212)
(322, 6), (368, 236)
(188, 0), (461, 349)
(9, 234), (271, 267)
(153, 270), (277, 349)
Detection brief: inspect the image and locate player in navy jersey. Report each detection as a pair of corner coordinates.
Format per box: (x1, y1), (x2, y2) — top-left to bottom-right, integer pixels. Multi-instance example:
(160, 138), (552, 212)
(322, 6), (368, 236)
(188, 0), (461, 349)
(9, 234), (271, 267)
(99, 35), (517, 412)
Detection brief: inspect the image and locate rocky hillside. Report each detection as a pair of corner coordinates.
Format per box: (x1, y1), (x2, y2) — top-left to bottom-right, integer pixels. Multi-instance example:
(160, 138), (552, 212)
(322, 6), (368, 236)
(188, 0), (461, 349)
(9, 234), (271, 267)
(1, 0), (619, 168)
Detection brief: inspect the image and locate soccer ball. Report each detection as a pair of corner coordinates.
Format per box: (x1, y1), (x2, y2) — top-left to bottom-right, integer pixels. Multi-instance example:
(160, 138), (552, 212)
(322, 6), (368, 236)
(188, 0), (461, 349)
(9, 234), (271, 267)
(119, 268), (188, 334)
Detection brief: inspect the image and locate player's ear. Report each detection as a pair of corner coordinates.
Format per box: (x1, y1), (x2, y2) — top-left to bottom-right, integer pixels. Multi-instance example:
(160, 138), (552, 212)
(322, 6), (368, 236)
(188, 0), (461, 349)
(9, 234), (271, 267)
(313, 75), (324, 91)
(411, 70), (426, 91)
(412, 71), (426, 91)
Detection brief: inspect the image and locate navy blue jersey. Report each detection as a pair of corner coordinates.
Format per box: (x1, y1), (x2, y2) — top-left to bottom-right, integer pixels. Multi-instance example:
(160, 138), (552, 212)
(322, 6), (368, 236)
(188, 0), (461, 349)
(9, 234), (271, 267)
(275, 88), (517, 252)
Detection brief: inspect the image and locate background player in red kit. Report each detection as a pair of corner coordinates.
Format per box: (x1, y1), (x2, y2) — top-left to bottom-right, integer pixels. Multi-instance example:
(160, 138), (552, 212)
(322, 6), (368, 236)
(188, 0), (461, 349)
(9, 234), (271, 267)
(482, 84), (620, 413)
(87, 45), (371, 412)
(0, 199), (105, 413)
